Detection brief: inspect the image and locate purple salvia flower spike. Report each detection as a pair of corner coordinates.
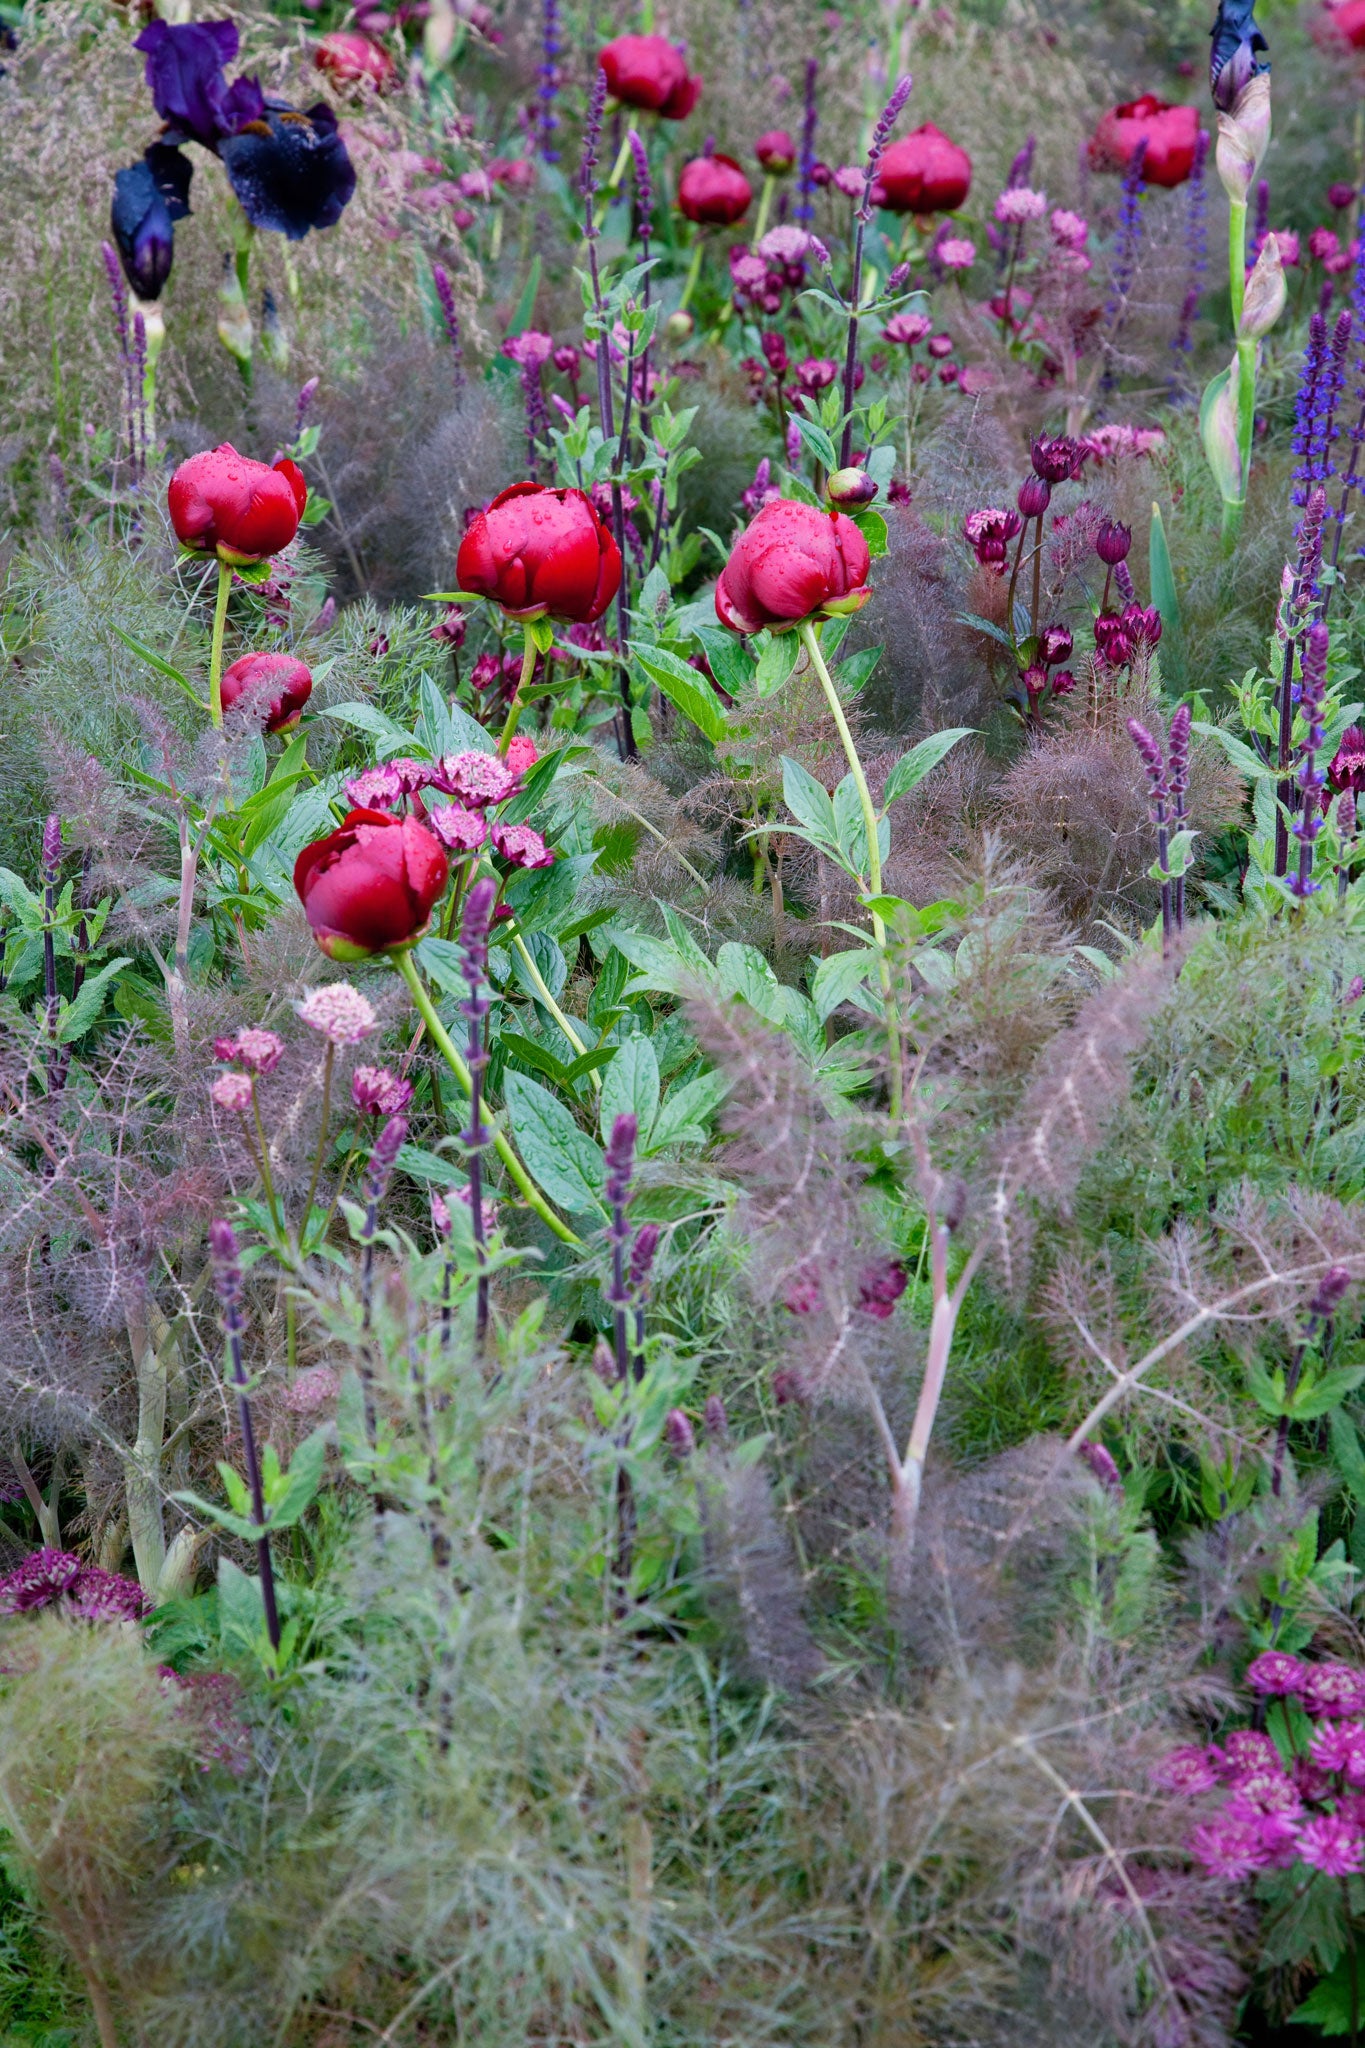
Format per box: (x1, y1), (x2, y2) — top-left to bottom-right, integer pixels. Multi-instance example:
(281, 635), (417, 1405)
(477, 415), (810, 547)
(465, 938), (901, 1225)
(795, 58), (819, 225)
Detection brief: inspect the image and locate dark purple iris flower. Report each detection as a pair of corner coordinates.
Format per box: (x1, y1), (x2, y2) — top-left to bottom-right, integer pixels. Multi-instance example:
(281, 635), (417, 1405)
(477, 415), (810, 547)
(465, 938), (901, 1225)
(111, 161), (175, 299)
(133, 20), (264, 150)
(1209, 0), (1268, 113)
(219, 101), (357, 240)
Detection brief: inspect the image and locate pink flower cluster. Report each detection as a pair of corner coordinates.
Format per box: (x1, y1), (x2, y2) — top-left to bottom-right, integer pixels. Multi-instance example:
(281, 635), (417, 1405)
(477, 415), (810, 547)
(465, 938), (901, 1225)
(1160, 1655), (1365, 1884)
(0, 1548), (150, 1622)
(342, 743), (551, 870)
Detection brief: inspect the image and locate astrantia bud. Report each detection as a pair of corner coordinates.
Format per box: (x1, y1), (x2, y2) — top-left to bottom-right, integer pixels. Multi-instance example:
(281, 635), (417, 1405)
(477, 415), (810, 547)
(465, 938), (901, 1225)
(1096, 518), (1132, 565)
(826, 466), (878, 508)
(1017, 474), (1051, 518)
(1238, 231), (1285, 339)
(1039, 623), (1073, 666)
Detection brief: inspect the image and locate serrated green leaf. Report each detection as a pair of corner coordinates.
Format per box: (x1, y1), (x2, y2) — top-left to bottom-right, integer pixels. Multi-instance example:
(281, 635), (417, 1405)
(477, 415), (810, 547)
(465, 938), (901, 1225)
(781, 756), (837, 843)
(56, 956), (132, 1042)
(1290, 1367), (1365, 1420)
(267, 1427), (327, 1528)
(600, 1034), (659, 1146)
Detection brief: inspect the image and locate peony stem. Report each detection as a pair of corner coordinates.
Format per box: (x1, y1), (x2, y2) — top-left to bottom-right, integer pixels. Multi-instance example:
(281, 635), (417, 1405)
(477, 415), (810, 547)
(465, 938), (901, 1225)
(395, 949), (583, 1247)
(511, 931), (602, 1092)
(753, 172), (776, 244)
(677, 236), (705, 313)
(498, 625), (538, 756)
(799, 620), (902, 1116)
(208, 557), (232, 728)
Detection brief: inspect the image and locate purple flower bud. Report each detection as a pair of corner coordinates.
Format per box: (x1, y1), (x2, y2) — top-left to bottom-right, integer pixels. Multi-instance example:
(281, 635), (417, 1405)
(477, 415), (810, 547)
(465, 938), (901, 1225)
(703, 1394), (729, 1442)
(1017, 474), (1051, 518)
(664, 1408), (696, 1456)
(41, 814), (62, 874)
(1096, 518), (1132, 565)
(628, 1223), (660, 1292)
(1039, 622), (1073, 666)
(1309, 1266), (1353, 1320)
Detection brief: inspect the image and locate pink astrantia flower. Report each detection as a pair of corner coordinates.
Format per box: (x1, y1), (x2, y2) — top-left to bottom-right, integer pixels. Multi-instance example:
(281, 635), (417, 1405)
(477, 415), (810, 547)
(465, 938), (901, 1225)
(231, 1027), (285, 1074)
(490, 820), (555, 868)
(1226, 1771), (1303, 1819)
(295, 983), (379, 1045)
(210, 1072), (254, 1113)
(1189, 1814), (1271, 1881)
(1215, 1730), (1281, 1783)
(1303, 1664), (1365, 1718)
(1082, 423), (1166, 462)
(1151, 1746), (1220, 1795)
(1246, 1650), (1309, 1697)
(1310, 1720), (1365, 1773)
(426, 803), (488, 853)
(883, 311), (933, 347)
(282, 1363), (341, 1413)
(756, 224), (816, 265)
(994, 186), (1046, 223)
(437, 750), (521, 807)
(1270, 228), (1300, 267)
(344, 758), (433, 810)
(351, 1065), (414, 1116)
(938, 236), (976, 268)
(1050, 207), (1089, 247)
(832, 164), (865, 198)
(502, 329), (554, 369)
(1297, 1813), (1365, 1875)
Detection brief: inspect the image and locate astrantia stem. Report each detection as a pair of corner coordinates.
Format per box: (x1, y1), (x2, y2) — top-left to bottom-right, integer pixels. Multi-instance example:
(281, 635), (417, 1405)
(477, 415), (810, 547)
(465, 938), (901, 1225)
(799, 620), (902, 1116)
(395, 948), (583, 1247)
(511, 930), (602, 1092)
(208, 557), (232, 728)
(677, 236), (705, 313)
(498, 624), (539, 756)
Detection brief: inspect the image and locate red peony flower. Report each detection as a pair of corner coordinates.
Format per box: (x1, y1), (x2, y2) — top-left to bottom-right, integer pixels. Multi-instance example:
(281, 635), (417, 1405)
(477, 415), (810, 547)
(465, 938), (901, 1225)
(1322, 1), (1365, 49)
(678, 153), (752, 226)
(313, 30), (395, 90)
(754, 128), (796, 173)
(220, 651), (314, 732)
(597, 34), (701, 120)
(1088, 95), (1200, 190)
(168, 444), (307, 562)
(875, 122), (972, 215)
(715, 498), (872, 635)
(456, 483), (622, 623)
(294, 808), (449, 959)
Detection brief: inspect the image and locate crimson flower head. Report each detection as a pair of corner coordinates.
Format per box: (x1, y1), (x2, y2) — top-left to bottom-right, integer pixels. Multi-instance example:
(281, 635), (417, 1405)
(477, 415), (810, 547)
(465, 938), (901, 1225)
(1096, 518), (1133, 565)
(1039, 623), (1073, 666)
(1031, 434), (1088, 484)
(456, 483), (622, 623)
(882, 311), (932, 348)
(963, 505), (1023, 571)
(168, 444), (307, 562)
(1094, 612), (1134, 665)
(1329, 726), (1365, 795)
(314, 30), (395, 90)
(678, 153), (752, 225)
(220, 652), (313, 732)
(714, 498), (872, 636)
(1121, 600), (1162, 647)
(755, 128), (796, 173)
(1327, 0), (1365, 48)
(597, 34), (701, 120)
(294, 808), (449, 960)
(1088, 96), (1201, 189)
(875, 122), (972, 215)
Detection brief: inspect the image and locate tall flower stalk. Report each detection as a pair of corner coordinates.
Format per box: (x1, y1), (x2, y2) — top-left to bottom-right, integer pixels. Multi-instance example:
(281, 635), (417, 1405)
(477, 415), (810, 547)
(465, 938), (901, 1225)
(1289, 621), (1331, 901)
(457, 878), (497, 1347)
(839, 74), (913, 468)
(431, 262), (465, 394)
(209, 1220), (281, 1655)
(795, 59), (819, 225)
(1275, 488), (1327, 876)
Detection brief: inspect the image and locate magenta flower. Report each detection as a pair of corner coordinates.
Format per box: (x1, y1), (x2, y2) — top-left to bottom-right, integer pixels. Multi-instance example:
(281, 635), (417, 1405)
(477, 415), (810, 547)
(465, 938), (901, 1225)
(994, 186), (1046, 223)
(1303, 1664), (1365, 1718)
(437, 751), (522, 808)
(938, 236), (976, 268)
(210, 1072), (254, 1113)
(344, 758), (433, 810)
(882, 311), (932, 347)
(225, 1026), (284, 1074)
(1245, 1649), (1309, 1697)
(351, 1065), (414, 1116)
(490, 820), (555, 869)
(1226, 1770), (1302, 1819)
(1151, 1745), (1219, 1795)
(427, 804), (488, 853)
(1216, 1729), (1281, 1783)
(857, 1258), (908, 1318)
(1189, 1814), (1271, 1881)
(963, 506), (1023, 571)
(1297, 1813), (1365, 1875)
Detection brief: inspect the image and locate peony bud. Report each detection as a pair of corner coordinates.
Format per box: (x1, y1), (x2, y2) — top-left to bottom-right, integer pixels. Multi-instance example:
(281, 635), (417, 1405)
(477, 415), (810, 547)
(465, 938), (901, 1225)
(666, 309), (695, 344)
(1238, 231), (1285, 339)
(826, 466), (878, 508)
(1215, 72), (1271, 207)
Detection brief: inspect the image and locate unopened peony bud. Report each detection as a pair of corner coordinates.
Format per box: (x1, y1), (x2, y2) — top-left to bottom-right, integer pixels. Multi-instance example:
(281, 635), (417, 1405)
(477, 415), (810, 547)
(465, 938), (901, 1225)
(1239, 232), (1285, 338)
(1215, 72), (1271, 207)
(666, 309), (695, 343)
(826, 466), (878, 508)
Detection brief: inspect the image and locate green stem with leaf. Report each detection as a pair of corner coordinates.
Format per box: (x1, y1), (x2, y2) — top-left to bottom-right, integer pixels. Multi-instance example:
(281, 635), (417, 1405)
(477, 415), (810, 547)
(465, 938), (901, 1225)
(498, 624), (539, 756)
(1226, 197), (1251, 546)
(395, 949), (582, 1247)
(799, 620), (902, 1116)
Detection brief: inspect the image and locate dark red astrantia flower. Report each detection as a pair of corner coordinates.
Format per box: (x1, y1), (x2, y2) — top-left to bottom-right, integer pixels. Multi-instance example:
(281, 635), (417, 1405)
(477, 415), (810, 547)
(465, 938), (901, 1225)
(1329, 725), (1365, 795)
(1089, 95), (1200, 189)
(875, 122), (972, 214)
(678, 153), (753, 226)
(294, 808), (450, 959)
(598, 34), (701, 119)
(220, 651), (314, 732)
(715, 498), (872, 635)
(168, 444), (307, 561)
(456, 483), (622, 623)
